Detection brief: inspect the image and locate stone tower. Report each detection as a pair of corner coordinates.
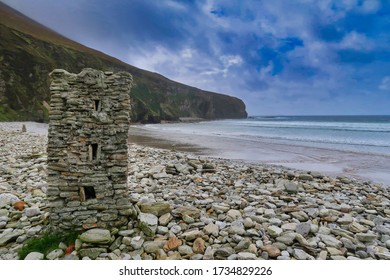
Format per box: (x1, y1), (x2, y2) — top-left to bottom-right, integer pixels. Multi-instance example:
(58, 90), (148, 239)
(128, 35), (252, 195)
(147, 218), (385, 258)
(47, 68), (133, 230)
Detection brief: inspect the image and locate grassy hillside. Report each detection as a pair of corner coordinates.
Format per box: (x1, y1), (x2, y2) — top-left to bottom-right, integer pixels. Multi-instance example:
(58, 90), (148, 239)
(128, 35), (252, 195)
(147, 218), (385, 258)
(0, 2), (247, 123)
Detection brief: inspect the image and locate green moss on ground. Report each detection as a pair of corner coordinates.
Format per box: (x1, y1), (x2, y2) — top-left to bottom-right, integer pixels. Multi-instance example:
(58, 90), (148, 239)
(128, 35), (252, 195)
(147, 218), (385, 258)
(18, 230), (80, 260)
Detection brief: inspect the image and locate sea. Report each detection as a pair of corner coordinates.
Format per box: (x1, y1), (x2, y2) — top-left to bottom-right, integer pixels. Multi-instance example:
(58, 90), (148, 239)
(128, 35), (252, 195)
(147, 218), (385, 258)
(143, 115), (390, 156)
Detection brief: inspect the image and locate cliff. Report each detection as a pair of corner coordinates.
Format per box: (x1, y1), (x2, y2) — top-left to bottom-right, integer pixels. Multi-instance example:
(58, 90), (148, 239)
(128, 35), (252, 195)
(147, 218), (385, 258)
(0, 2), (247, 123)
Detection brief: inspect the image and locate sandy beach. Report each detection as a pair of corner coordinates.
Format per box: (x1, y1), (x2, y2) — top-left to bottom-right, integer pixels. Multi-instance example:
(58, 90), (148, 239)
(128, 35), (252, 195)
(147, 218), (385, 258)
(0, 122), (389, 260)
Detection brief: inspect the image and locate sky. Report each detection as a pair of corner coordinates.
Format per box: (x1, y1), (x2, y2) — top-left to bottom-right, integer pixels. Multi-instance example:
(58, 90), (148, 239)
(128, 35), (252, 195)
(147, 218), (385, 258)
(2, 0), (390, 116)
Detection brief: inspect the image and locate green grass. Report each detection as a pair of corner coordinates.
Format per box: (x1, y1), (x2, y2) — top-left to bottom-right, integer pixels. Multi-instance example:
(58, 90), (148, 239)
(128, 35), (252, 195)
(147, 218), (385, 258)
(0, 104), (20, 121)
(18, 230), (80, 260)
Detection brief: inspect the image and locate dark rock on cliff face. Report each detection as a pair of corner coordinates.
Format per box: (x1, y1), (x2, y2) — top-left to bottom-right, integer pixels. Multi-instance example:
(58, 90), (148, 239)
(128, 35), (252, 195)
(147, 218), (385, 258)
(0, 2), (247, 123)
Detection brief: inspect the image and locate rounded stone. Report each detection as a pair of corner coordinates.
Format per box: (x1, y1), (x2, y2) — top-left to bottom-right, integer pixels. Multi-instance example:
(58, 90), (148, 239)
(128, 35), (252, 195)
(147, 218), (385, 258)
(178, 245), (193, 255)
(262, 245), (281, 258)
(79, 228), (111, 244)
(25, 207), (40, 217)
(0, 193), (19, 208)
(46, 249), (64, 260)
(24, 252), (44, 260)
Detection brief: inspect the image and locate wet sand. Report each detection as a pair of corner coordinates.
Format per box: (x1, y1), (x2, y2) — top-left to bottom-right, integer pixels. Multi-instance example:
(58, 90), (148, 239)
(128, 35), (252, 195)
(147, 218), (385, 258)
(129, 125), (390, 186)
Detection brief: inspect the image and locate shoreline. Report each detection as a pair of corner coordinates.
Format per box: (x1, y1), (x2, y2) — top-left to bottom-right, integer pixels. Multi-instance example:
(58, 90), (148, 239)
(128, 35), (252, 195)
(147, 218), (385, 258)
(1, 122), (390, 260)
(129, 124), (390, 187)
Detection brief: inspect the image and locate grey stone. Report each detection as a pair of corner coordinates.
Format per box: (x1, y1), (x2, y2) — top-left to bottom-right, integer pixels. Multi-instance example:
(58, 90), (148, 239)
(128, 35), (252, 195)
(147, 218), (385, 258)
(203, 246), (215, 260)
(25, 207), (40, 217)
(340, 237), (356, 251)
(139, 202), (171, 216)
(139, 212), (158, 225)
(269, 218), (282, 226)
(170, 225), (182, 234)
(148, 165), (165, 175)
(215, 247), (235, 258)
(356, 233), (378, 243)
(267, 225), (283, 237)
(75, 239), (82, 251)
(159, 213), (173, 226)
(291, 211), (309, 222)
(282, 223), (297, 231)
(204, 223), (219, 237)
(0, 209), (9, 217)
(59, 242), (68, 250)
(293, 248), (314, 260)
(130, 236), (144, 250)
(212, 204), (230, 213)
(349, 221), (369, 233)
(331, 255), (347, 260)
(337, 214), (353, 224)
(299, 174), (313, 181)
(143, 241), (165, 253)
(319, 234), (343, 249)
(375, 252), (390, 260)
(243, 217), (255, 228)
(24, 252), (44, 260)
(191, 254), (204, 260)
(234, 238), (252, 251)
(26, 226), (42, 237)
(285, 182), (299, 193)
(0, 193), (19, 207)
(118, 230), (134, 237)
(63, 254), (79, 261)
(276, 233), (297, 245)
(0, 229), (24, 245)
(237, 252), (257, 260)
(138, 212), (158, 236)
(226, 209), (242, 221)
(228, 225), (245, 235)
(46, 249), (64, 260)
(79, 228), (111, 244)
(326, 247), (343, 256)
(296, 222), (311, 236)
(172, 205), (201, 218)
(157, 226), (169, 235)
(178, 245), (193, 255)
(109, 237), (122, 251)
(183, 214), (195, 223)
(356, 250), (368, 258)
(79, 248), (107, 260)
(181, 229), (203, 241)
(122, 236), (132, 246)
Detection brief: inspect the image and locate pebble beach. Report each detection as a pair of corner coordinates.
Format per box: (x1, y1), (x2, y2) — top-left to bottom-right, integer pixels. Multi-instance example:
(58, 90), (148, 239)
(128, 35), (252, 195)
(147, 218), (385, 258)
(0, 122), (389, 260)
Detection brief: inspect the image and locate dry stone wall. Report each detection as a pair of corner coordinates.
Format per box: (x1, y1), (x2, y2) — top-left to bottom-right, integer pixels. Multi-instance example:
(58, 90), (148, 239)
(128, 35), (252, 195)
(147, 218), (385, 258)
(47, 68), (133, 230)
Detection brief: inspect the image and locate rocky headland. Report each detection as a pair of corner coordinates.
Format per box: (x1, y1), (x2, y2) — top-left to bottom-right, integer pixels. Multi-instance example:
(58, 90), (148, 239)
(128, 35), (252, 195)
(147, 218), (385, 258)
(0, 122), (389, 260)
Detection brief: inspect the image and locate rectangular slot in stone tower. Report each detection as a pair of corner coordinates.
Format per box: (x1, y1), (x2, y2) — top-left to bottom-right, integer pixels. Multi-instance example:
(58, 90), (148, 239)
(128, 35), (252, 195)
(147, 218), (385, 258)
(80, 186), (96, 201)
(94, 99), (101, 111)
(90, 143), (99, 161)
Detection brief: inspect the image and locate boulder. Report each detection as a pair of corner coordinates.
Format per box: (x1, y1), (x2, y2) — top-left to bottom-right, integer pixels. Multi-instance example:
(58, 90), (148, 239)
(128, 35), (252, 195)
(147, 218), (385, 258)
(0, 193), (19, 207)
(78, 248), (107, 259)
(139, 202), (171, 216)
(0, 229), (24, 245)
(79, 228), (111, 244)
(24, 252), (44, 260)
(284, 182), (299, 193)
(138, 212), (158, 236)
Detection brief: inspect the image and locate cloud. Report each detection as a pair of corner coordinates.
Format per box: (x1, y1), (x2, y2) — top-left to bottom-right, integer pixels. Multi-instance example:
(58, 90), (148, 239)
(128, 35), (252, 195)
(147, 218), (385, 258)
(2, 0), (390, 115)
(337, 31), (374, 51)
(379, 76), (390, 91)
